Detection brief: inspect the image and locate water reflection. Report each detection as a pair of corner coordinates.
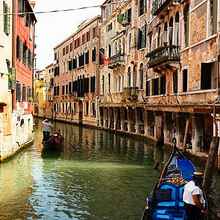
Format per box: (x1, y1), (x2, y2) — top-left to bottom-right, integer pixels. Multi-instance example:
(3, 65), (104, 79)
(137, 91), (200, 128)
(0, 120), (220, 219)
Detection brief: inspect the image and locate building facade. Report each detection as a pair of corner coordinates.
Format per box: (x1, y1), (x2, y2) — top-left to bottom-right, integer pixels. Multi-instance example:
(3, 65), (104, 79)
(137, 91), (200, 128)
(41, 0), (220, 163)
(0, 0), (36, 161)
(52, 16), (101, 126)
(13, 0), (36, 113)
(98, 0), (220, 157)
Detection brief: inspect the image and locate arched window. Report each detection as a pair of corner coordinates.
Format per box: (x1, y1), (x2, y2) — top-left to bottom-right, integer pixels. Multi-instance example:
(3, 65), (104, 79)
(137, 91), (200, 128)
(169, 17), (173, 45)
(175, 12), (179, 46)
(128, 67), (131, 87)
(133, 65), (137, 87)
(184, 5), (189, 47)
(139, 64), (144, 89)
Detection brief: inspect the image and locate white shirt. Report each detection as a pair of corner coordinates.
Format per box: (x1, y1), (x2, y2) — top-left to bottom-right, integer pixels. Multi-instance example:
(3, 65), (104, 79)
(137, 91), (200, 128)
(42, 120), (53, 132)
(183, 180), (205, 207)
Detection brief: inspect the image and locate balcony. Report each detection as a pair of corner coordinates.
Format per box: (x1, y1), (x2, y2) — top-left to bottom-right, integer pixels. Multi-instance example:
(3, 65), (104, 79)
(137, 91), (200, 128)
(108, 53), (125, 69)
(123, 87), (139, 102)
(152, 0), (181, 16)
(146, 45), (180, 69)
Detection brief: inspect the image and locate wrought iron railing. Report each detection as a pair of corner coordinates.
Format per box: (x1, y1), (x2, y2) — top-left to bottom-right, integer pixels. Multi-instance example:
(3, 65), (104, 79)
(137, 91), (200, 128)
(109, 53), (125, 68)
(152, 0), (181, 15)
(123, 87), (139, 101)
(146, 45), (180, 68)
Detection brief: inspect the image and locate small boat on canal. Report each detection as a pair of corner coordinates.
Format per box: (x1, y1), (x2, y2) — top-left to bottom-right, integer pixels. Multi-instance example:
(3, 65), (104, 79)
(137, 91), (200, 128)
(43, 131), (64, 152)
(141, 139), (207, 220)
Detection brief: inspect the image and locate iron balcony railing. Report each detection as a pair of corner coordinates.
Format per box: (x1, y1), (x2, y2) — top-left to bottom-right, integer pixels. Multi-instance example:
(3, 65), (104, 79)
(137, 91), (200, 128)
(123, 87), (139, 101)
(109, 53), (125, 69)
(152, 0), (181, 16)
(146, 45), (180, 68)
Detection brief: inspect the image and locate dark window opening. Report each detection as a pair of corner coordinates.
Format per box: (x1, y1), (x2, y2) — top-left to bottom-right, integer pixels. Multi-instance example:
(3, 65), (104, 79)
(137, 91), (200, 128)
(92, 47), (96, 62)
(210, 0), (218, 35)
(173, 71), (178, 94)
(183, 69), (188, 92)
(201, 62), (216, 90)
(146, 80), (150, 96)
(152, 78), (159, 96)
(160, 75), (166, 95)
(139, 0), (145, 16)
(85, 51), (89, 64)
(184, 5), (189, 47)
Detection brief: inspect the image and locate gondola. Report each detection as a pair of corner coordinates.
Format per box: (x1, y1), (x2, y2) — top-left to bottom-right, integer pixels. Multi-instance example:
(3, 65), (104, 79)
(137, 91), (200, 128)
(141, 139), (205, 220)
(43, 132), (64, 151)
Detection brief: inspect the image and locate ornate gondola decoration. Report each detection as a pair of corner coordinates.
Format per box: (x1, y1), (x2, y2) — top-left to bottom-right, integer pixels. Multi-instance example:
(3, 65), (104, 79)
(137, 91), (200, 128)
(141, 138), (207, 220)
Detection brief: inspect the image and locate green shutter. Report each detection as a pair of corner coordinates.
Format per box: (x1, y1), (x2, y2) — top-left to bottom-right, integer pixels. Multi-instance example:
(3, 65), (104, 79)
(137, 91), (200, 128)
(3, 2), (10, 35)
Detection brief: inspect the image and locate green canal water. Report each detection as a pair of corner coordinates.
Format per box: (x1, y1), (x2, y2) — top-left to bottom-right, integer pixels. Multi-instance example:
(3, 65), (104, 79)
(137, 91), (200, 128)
(0, 120), (220, 220)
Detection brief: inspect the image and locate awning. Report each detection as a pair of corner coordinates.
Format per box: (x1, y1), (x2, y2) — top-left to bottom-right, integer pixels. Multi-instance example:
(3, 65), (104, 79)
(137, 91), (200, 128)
(0, 47), (9, 75)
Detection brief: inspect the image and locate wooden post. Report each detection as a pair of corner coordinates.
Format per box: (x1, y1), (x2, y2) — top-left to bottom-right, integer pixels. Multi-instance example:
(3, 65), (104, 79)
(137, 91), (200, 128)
(203, 136), (219, 194)
(183, 118), (190, 152)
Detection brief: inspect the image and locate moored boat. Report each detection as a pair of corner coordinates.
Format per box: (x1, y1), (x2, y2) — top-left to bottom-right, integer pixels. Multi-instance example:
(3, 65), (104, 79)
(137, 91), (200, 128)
(141, 139), (207, 220)
(43, 132), (64, 151)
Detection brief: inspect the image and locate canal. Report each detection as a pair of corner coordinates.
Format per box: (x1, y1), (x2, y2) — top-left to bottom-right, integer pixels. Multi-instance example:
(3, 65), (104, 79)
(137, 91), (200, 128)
(0, 120), (220, 220)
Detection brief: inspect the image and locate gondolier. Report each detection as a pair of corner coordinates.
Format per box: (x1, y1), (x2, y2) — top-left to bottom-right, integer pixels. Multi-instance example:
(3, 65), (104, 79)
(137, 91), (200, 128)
(42, 119), (53, 141)
(183, 171), (207, 220)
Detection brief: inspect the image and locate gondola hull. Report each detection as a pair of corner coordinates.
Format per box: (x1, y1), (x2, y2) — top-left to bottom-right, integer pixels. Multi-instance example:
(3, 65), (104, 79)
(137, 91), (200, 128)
(141, 146), (206, 220)
(43, 134), (64, 152)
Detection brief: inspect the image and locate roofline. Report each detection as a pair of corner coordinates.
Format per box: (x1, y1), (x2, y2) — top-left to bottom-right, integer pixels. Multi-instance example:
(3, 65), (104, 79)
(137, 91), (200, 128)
(54, 15), (101, 50)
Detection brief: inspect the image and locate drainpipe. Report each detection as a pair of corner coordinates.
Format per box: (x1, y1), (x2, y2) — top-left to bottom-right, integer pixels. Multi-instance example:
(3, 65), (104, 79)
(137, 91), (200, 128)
(11, 0), (16, 111)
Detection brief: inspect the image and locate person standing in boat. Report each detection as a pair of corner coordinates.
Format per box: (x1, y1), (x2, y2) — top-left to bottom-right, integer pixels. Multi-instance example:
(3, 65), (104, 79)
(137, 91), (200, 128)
(183, 172), (207, 220)
(42, 119), (53, 141)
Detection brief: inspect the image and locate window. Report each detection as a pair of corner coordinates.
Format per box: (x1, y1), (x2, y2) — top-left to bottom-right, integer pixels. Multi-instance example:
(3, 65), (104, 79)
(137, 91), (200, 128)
(62, 86), (65, 95)
(22, 85), (27, 102)
(72, 58), (77, 69)
(66, 45), (69, 54)
(209, 0), (217, 35)
(184, 5), (189, 47)
(127, 8), (132, 22)
(16, 82), (21, 101)
(18, 0), (25, 16)
(146, 80), (150, 96)
(108, 45), (111, 58)
(139, 63), (144, 89)
(139, 0), (146, 16)
(138, 25), (146, 49)
(85, 51), (89, 64)
(79, 54), (84, 67)
(127, 67), (131, 87)
(66, 85), (68, 94)
(152, 78), (159, 95)
(85, 102), (89, 115)
(201, 62), (216, 90)
(173, 71), (178, 94)
(107, 23), (112, 32)
(102, 75), (105, 95)
(69, 82), (72, 94)
(90, 76), (96, 93)
(16, 37), (21, 59)
(86, 31), (90, 41)
(63, 47), (65, 56)
(160, 75), (166, 95)
(91, 102), (96, 117)
(70, 42), (73, 52)
(68, 60), (72, 71)
(183, 69), (188, 92)
(108, 73), (111, 93)
(3, 1), (10, 35)
(92, 27), (97, 38)
(92, 47), (96, 62)
(82, 34), (85, 44)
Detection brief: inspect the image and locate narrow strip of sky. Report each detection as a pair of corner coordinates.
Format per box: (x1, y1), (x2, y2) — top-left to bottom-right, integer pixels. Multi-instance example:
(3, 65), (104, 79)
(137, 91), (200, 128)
(35, 0), (104, 70)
